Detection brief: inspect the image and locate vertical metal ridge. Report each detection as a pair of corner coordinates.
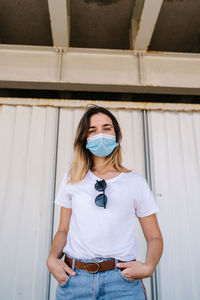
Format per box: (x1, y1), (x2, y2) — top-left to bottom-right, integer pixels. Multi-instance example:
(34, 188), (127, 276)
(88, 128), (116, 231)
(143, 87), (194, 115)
(142, 110), (151, 186)
(46, 107), (60, 300)
(142, 110), (159, 300)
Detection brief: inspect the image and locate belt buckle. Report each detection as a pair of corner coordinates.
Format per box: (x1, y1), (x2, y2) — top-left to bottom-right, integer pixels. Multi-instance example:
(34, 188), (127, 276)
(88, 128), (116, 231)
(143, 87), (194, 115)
(84, 262), (100, 273)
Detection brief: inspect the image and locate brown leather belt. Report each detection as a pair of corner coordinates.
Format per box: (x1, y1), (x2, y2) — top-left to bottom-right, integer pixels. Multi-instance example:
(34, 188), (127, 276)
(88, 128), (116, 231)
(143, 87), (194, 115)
(64, 255), (125, 274)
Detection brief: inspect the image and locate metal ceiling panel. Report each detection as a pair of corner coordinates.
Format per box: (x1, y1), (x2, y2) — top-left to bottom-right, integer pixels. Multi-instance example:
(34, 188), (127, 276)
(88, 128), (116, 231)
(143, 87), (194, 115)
(0, 0), (52, 46)
(149, 0), (200, 53)
(70, 0), (135, 49)
(0, 0), (199, 53)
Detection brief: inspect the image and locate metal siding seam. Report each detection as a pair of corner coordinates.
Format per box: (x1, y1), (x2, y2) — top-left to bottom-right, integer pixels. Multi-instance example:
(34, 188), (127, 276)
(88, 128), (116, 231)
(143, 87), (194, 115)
(46, 107), (60, 300)
(142, 110), (159, 300)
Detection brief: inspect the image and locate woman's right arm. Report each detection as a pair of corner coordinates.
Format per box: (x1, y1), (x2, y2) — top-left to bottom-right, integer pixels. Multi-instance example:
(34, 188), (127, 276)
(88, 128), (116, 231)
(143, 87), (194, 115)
(46, 207), (76, 285)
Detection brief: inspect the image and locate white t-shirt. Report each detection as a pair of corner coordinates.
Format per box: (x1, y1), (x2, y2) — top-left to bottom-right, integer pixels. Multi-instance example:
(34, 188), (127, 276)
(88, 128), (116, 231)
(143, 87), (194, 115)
(54, 169), (160, 261)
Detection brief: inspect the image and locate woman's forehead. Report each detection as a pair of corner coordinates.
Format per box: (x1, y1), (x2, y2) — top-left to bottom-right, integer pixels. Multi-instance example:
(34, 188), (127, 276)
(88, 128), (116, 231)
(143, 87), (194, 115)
(89, 113), (112, 124)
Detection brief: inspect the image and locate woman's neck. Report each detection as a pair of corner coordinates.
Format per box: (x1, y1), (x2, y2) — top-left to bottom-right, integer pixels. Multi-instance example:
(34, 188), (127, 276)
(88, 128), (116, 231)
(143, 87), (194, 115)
(91, 156), (116, 174)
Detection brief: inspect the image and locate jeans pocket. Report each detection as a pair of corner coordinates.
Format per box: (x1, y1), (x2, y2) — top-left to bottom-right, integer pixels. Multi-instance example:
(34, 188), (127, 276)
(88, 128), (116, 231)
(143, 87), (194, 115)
(116, 268), (136, 283)
(58, 274), (71, 288)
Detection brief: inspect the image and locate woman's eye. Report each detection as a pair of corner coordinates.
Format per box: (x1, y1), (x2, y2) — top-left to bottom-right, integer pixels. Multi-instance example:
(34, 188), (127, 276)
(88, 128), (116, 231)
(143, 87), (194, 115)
(89, 128), (111, 134)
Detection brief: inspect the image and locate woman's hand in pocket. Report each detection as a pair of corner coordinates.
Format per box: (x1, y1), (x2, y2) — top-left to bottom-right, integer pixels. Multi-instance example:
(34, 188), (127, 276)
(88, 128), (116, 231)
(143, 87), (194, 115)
(46, 256), (76, 285)
(116, 260), (153, 281)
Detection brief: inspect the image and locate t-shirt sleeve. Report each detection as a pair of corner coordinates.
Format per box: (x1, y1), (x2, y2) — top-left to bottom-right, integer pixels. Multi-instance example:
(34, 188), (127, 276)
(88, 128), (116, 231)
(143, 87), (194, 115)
(54, 172), (72, 208)
(135, 177), (160, 218)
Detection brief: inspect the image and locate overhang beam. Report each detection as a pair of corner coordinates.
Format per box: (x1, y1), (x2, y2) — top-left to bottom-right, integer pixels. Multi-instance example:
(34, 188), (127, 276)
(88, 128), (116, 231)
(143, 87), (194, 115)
(130, 0), (163, 50)
(0, 45), (200, 95)
(48, 0), (70, 47)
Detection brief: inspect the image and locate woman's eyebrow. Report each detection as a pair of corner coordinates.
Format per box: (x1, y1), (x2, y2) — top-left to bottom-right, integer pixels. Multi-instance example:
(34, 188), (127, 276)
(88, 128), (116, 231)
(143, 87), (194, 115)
(89, 124), (112, 129)
(103, 124), (112, 127)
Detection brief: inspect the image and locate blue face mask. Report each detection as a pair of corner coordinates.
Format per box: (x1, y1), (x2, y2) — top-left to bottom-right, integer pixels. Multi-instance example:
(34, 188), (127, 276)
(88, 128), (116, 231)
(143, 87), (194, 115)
(86, 133), (119, 157)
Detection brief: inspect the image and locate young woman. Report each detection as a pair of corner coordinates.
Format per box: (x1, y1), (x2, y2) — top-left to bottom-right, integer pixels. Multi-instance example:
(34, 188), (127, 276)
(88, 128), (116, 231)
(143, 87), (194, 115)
(46, 105), (163, 300)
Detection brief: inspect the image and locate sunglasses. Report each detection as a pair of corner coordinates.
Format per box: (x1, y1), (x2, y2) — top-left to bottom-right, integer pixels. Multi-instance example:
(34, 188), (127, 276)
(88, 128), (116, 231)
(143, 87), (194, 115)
(95, 179), (107, 209)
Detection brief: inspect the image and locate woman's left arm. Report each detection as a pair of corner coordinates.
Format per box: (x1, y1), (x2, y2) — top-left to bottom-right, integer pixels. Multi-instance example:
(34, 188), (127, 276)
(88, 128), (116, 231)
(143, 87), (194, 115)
(139, 213), (163, 276)
(116, 214), (163, 280)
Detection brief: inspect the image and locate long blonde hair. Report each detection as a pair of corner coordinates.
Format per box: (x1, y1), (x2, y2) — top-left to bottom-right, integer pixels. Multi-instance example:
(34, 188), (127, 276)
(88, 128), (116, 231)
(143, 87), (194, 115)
(67, 105), (132, 184)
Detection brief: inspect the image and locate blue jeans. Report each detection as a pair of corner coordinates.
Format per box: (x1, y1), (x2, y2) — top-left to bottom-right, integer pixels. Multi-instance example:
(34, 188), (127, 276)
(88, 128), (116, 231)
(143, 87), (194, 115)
(55, 253), (147, 300)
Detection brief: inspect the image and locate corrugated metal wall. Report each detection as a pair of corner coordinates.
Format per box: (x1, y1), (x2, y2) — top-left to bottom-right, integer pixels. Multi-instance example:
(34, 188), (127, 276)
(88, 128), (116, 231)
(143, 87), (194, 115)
(0, 101), (200, 300)
(148, 111), (200, 300)
(0, 105), (58, 300)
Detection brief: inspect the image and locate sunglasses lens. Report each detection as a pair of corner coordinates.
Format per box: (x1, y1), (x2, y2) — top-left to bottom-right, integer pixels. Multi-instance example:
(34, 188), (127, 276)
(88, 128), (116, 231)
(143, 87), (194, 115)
(95, 179), (107, 192)
(95, 194), (107, 208)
